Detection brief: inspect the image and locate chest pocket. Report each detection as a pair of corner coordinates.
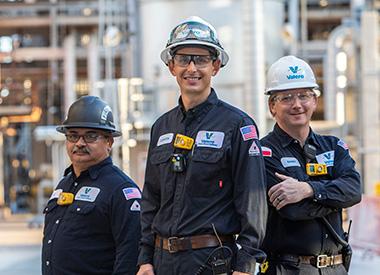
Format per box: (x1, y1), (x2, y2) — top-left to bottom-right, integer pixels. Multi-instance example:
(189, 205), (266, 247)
(285, 166), (309, 181)
(68, 202), (95, 215)
(187, 148), (225, 197)
(150, 149), (172, 165)
(43, 200), (59, 215)
(64, 202), (96, 235)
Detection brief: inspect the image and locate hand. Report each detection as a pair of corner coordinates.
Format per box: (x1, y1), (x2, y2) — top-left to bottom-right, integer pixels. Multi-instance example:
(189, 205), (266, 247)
(232, 272), (250, 275)
(268, 173), (314, 210)
(136, 263), (155, 275)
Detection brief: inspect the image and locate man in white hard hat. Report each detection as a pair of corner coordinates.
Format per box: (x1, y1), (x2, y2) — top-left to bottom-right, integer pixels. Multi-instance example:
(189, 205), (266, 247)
(137, 16), (267, 275)
(258, 55), (361, 274)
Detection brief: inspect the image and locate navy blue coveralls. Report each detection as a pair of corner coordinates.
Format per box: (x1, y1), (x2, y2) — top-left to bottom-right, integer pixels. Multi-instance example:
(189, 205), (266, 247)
(138, 89), (268, 275)
(42, 157), (141, 275)
(259, 124), (361, 275)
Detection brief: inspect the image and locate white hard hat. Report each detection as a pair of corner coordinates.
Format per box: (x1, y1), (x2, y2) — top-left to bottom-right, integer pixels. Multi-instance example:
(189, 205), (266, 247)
(160, 16), (229, 67)
(265, 55), (319, 95)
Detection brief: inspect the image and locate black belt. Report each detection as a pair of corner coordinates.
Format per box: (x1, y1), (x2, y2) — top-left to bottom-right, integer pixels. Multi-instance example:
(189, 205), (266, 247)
(270, 254), (343, 268)
(155, 234), (234, 253)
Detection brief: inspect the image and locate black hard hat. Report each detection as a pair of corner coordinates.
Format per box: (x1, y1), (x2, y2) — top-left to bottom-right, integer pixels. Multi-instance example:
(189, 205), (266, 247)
(56, 96), (121, 137)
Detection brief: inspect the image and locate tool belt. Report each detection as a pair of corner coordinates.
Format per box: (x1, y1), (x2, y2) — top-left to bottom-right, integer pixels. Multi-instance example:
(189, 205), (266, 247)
(272, 254), (343, 268)
(155, 234), (234, 253)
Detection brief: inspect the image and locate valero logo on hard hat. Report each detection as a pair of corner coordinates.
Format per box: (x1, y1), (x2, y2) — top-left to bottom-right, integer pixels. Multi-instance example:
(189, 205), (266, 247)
(287, 66), (305, 80)
(264, 55), (319, 95)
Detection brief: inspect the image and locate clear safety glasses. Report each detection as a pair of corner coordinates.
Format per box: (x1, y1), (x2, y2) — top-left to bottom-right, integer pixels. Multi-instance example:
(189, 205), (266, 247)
(173, 54), (216, 68)
(168, 22), (220, 46)
(273, 90), (316, 105)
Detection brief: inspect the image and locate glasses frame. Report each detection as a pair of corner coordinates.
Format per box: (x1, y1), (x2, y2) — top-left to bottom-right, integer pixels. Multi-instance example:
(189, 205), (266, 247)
(65, 132), (108, 143)
(272, 90), (317, 105)
(172, 54), (216, 68)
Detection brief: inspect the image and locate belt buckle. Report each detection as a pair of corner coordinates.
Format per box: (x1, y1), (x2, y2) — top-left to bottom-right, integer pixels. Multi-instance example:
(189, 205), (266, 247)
(167, 237), (179, 253)
(316, 254), (328, 268)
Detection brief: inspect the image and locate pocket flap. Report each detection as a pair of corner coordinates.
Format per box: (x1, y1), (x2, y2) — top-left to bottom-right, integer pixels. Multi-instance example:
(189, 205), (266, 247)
(43, 201), (58, 214)
(69, 203), (95, 215)
(150, 150), (172, 164)
(192, 149), (224, 163)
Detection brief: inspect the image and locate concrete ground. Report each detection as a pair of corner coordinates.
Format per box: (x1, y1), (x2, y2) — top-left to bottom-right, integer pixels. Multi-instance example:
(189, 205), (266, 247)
(0, 214), (379, 275)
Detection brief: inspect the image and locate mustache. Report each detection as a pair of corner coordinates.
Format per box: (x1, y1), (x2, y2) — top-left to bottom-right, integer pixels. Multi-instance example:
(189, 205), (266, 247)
(72, 146), (90, 154)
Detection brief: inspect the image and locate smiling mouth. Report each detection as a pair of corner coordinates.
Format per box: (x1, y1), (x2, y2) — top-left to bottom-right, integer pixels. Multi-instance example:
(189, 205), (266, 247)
(184, 76), (201, 80)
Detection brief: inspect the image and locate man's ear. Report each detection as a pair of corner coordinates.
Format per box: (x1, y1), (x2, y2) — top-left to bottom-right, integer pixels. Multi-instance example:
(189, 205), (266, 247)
(269, 99), (276, 117)
(212, 59), (221, 76)
(108, 136), (114, 148)
(168, 60), (176, 76)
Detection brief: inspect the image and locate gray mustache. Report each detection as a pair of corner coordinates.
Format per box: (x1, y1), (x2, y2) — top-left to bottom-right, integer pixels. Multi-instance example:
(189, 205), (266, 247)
(72, 147), (90, 154)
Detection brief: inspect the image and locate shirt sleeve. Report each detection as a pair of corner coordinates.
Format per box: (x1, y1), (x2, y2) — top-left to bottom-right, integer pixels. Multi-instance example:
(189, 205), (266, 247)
(111, 183), (141, 275)
(308, 141), (362, 209)
(232, 118), (268, 274)
(137, 127), (161, 266)
(262, 140), (361, 221)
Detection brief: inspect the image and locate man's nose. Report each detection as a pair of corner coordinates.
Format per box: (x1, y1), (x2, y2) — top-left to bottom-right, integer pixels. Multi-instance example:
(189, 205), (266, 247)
(186, 60), (197, 71)
(75, 136), (87, 145)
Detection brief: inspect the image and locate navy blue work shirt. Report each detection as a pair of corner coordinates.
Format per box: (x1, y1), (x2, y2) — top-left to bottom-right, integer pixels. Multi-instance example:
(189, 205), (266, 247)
(260, 124), (361, 256)
(138, 89), (268, 274)
(42, 157), (141, 275)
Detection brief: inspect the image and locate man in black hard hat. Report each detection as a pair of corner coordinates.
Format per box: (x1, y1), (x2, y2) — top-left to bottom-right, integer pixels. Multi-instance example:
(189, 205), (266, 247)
(42, 96), (141, 275)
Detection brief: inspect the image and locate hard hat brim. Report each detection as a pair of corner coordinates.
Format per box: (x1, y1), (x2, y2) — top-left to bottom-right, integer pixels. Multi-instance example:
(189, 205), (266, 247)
(56, 124), (122, 137)
(265, 82), (319, 95)
(160, 40), (229, 67)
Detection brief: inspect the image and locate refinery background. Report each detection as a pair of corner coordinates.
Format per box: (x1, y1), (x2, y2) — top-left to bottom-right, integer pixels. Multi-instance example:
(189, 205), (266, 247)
(0, 0), (378, 221)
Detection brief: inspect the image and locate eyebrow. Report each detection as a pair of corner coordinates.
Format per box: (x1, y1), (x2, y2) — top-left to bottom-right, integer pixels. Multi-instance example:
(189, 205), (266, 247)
(67, 130), (98, 134)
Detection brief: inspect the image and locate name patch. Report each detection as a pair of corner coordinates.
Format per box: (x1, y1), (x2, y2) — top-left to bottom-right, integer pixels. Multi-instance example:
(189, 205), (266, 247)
(49, 189), (63, 201)
(75, 187), (100, 202)
(281, 157), (301, 168)
(316, 151), (335, 167)
(195, 131), (224, 149)
(157, 133), (174, 147)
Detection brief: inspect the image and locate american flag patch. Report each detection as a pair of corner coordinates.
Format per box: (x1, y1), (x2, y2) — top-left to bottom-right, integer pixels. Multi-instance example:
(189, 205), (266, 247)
(123, 188), (141, 200)
(337, 139), (349, 150)
(240, 125), (258, 141)
(261, 146), (272, 157)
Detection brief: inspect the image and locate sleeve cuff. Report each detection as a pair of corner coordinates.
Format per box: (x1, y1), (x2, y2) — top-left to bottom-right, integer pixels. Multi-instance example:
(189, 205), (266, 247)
(137, 244), (154, 266)
(308, 181), (326, 202)
(233, 248), (257, 274)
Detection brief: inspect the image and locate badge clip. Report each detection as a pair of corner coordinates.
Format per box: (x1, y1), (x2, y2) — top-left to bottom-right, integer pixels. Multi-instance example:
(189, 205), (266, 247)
(57, 192), (74, 205)
(174, 134), (194, 150)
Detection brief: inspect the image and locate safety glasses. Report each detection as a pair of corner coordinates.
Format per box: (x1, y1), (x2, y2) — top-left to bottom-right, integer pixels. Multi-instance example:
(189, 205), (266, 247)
(169, 21), (219, 46)
(273, 90), (316, 105)
(173, 54), (216, 68)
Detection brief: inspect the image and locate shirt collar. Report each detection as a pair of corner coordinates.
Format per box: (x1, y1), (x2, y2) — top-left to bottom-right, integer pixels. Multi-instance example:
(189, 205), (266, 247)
(64, 157), (112, 180)
(178, 88), (218, 123)
(273, 123), (320, 148)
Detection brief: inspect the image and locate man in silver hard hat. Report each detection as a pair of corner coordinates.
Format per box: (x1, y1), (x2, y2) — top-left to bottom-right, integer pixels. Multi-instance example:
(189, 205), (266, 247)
(42, 96), (141, 275)
(137, 16), (267, 275)
(258, 56), (361, 274)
